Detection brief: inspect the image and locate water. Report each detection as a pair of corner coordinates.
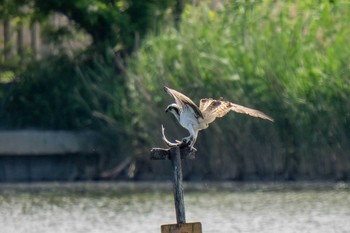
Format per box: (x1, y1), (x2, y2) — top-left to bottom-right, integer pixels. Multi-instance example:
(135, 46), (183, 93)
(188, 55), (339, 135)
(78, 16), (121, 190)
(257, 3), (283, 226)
(0, 182), (349, 233)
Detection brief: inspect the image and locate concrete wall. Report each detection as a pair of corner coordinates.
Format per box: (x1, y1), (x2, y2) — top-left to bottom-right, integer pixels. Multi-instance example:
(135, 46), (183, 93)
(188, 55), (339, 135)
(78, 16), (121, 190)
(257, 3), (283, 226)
(0, 131), (104, 182)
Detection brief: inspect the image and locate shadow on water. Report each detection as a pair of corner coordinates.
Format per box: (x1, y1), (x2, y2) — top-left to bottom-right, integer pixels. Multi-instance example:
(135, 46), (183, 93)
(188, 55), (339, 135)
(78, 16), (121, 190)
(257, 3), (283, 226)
(0, 182), (350, 233)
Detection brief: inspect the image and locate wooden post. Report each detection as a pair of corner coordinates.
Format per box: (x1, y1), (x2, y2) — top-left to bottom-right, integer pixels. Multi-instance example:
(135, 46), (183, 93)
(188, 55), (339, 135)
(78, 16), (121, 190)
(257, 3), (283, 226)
(171, 146), (186, 224)
(150, 126), (202, 233)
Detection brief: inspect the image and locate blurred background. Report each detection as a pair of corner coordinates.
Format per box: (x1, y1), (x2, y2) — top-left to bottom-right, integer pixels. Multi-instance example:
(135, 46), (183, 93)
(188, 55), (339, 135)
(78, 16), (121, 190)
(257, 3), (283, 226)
(1, 1), (350, 233)
(0, 0), (349, 182)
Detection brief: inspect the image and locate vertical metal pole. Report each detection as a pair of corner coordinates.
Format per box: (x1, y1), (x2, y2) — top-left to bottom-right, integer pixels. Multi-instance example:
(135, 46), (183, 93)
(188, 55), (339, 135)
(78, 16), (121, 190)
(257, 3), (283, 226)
(171, 146), (186, 224)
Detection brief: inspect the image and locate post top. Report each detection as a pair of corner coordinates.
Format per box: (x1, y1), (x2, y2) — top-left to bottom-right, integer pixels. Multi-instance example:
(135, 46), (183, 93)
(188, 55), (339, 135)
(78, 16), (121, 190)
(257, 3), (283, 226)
(150, 125), (197, 160)
(150, 146), (196, 160)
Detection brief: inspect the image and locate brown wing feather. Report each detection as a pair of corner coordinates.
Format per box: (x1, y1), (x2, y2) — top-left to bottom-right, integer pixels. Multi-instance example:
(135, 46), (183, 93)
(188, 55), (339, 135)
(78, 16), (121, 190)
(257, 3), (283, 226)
(200, 99), (229, 117)
(229, 102), (274, 121)
(164, 86), (203, 118)
(201, 98), (274, 124)
(199, 98), (213, 112)
(201, 99), (232, 124)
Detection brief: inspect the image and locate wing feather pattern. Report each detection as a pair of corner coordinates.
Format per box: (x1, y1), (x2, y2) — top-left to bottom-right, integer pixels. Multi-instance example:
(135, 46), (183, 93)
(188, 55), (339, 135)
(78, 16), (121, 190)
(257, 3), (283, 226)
(229, 102), (274, 121)
(164, 86), (203, 118)
(200, 98), (273, 124)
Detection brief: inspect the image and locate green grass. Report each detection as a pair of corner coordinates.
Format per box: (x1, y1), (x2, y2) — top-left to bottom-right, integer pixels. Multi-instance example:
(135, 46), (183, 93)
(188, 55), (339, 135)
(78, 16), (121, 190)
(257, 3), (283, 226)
(126, 1), (350, 180)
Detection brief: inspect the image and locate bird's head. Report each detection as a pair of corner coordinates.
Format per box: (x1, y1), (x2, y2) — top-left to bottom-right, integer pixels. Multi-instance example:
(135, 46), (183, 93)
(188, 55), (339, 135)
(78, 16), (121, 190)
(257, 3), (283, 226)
(165, 104), (180, 120)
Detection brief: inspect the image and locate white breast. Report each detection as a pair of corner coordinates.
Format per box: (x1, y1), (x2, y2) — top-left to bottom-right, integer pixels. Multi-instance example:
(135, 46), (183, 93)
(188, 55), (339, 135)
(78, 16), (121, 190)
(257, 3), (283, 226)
(179, 105), (208, 131)
(179, 105), (198, 129)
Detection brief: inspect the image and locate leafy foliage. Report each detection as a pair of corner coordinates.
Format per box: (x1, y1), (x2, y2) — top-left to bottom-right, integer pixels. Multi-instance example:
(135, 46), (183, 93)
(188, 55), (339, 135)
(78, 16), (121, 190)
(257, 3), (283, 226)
(30, 0), (176, 51)
(1, 0), (350, 180)
(1, 52), (129, 131)
(0, 0), (178, 131)
(126, 1), (350, 180)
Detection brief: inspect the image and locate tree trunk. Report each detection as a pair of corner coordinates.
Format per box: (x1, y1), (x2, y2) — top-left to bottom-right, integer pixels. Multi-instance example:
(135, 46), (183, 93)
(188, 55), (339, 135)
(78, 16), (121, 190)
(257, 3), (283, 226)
(30, 22), (39, 59)
(4, 19), (11, 60)
(17, 21), (24, 62)
(175, 0), (185, 30)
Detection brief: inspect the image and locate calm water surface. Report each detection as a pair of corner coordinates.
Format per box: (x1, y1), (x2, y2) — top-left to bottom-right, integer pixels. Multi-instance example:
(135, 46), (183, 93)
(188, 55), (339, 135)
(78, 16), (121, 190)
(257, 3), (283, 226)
(0, 182), (349, 233)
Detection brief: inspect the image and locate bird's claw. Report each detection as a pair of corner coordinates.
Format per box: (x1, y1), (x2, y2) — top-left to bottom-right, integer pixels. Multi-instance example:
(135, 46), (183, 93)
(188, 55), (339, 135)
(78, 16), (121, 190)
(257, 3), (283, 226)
(182, 138), (191, 146)
(175, 139), (189, 147)
(180, 138), (197, 152)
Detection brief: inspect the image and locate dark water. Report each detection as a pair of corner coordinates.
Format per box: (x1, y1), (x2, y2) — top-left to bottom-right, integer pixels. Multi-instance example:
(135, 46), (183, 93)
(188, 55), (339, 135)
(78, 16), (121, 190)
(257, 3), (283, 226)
(0, 182), (349, 233)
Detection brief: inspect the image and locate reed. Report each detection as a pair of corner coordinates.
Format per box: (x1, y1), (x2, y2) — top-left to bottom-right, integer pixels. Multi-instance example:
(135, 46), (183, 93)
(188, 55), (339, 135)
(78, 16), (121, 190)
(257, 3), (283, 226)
(126, 1), (350, 180)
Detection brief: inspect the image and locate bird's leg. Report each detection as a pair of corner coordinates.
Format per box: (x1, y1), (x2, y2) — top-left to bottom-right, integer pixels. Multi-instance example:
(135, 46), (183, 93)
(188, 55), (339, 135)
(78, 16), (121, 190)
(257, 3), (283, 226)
(182, 125), (194, 145)
(182, 127), (198, 150)
(189, 135), (197, 148)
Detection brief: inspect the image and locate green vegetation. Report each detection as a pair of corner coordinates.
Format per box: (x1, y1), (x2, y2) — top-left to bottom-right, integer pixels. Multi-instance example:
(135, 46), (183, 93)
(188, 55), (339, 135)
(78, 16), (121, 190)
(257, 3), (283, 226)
(0, 0), (177, 132)
(0, 0), (175, 50)
(127, 1), (350, 180)
(1, 1), (350, 180)
(2, 53), (124, 129)
(0, 0), (178, 173)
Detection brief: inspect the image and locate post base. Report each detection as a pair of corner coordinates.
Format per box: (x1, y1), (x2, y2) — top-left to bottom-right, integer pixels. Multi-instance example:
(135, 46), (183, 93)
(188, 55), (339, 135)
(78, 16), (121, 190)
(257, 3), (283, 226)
(161, 222), (202, 233)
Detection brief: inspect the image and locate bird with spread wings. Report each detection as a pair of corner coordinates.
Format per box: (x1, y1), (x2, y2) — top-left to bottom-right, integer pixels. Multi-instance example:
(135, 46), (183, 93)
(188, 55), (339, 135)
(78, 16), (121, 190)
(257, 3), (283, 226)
(164, 86), (273, 148)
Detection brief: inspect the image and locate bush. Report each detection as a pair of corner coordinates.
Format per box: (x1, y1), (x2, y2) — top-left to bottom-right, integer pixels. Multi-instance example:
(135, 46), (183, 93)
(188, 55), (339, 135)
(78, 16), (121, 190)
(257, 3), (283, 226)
(126, 1), (350, 180)
(1, 52), (129, 131)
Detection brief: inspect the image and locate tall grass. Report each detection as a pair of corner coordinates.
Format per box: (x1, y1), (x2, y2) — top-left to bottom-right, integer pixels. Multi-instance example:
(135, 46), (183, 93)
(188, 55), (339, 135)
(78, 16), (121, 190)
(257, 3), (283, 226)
(126, 1), (350, 180)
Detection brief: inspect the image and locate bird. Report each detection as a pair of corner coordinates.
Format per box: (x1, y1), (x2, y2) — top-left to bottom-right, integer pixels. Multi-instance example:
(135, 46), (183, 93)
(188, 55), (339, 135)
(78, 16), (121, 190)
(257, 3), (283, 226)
(164, 86), (273, 148)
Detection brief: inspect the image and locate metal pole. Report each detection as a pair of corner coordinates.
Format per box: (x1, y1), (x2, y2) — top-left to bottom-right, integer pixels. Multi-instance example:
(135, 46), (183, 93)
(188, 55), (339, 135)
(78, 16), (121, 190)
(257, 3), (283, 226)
(171, 146), (186, 224)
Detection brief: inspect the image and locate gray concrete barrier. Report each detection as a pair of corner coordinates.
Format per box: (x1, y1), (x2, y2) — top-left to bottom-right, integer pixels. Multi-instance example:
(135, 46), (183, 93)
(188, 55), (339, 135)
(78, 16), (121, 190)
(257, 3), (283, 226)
(0, 130), (104, 182)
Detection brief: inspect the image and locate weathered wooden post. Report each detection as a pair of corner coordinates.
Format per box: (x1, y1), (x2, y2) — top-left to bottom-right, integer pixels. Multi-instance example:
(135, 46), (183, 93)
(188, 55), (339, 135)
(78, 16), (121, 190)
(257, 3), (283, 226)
(171, 146), (186, 224)
(150, 126), (202, 233)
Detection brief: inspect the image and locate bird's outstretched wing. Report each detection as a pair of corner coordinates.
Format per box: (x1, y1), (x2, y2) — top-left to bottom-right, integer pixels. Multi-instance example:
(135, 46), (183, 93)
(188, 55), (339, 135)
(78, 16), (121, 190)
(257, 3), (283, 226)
(164, 86), (203, 118)
(199, 98), (273, 124)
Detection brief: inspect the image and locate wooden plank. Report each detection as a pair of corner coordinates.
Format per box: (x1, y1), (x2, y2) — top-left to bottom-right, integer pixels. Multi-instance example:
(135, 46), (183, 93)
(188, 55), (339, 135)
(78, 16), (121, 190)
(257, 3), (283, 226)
(161, 222), (202, 233)
(150, 146), (196, 160)
(150, 148), (170, 160)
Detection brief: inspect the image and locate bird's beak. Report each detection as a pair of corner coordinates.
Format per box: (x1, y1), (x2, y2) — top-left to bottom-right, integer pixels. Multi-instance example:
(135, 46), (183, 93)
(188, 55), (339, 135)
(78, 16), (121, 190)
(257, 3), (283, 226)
(165, 108), (168, 113)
